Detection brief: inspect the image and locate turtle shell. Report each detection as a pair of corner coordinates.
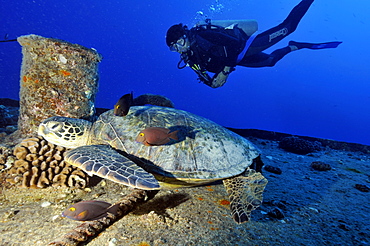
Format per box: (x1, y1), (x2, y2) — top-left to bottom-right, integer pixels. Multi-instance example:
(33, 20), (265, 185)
(90, 106), (259, 184)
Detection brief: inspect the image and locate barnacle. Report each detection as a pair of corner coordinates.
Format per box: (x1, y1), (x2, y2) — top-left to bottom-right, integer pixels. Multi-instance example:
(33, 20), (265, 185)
(58, 54), (67, 64)
(6, 136), (89, 188)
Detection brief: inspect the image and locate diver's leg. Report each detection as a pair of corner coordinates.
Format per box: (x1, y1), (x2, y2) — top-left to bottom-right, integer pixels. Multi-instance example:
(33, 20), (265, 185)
(238, 47), (294, 68)
(237, 53), (272, 68)
(246, 0), (314, 56)
(238, 41), (342, 68)
(267, 46), (296, 66)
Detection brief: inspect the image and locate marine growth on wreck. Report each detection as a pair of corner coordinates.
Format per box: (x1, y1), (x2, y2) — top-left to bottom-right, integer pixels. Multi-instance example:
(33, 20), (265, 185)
(17, 34), (102, 138)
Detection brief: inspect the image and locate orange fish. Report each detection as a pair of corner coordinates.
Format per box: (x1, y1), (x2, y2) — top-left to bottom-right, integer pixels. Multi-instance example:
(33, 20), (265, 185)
(136, 127), (178, 146)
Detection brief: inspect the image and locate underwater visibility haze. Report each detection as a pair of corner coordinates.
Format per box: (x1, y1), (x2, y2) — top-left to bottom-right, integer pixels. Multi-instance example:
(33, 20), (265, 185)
(1, 0), (370, 145)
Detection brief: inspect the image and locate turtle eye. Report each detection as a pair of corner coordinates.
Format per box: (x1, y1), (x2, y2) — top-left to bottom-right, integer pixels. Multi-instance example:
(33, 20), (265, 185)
(115, 105), (120, 109)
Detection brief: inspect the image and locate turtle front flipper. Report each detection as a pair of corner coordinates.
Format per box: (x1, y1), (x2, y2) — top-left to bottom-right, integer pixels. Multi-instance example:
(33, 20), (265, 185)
(223, 169), (268, 223)
(65, 145), (160, 190)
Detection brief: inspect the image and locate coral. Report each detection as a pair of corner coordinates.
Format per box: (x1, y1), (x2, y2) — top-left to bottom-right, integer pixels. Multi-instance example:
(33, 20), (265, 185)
(6, 136), (89, 188)
(278, 136), (322, 155)
(0, 105), (9, 128)
(133, 94), (175, 108)
(0, 145), (14, 171)
(16, 34), (102, 138)
(264, 165), (282, 175)
(267, 207), (285, 220)
(310, 161), (332, 171)
(0, 100), (19, 140)
(354, 184), (370, 192)
(0, 105), (18, 129)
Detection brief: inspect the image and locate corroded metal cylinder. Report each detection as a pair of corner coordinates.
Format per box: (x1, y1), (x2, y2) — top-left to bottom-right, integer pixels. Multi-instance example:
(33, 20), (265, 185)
(17, 34), (102, 137)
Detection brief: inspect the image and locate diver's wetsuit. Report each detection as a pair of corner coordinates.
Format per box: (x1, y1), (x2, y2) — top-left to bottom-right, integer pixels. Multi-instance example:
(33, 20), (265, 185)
(181, 0), (340, 87)
(186, 25), (248, 74)
(238, 0), (314, 67)
(185, 0), (316, 72)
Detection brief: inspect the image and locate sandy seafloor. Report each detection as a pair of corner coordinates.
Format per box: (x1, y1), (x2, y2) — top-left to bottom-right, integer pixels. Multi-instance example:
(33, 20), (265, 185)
(0, 136), (369, 246)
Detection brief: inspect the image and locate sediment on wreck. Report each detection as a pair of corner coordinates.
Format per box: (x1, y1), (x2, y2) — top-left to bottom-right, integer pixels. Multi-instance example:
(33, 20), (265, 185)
(16, 34), (102, 138)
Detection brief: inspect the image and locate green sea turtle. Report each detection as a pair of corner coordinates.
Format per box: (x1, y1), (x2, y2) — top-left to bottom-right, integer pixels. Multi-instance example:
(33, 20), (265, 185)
(38, 106), (268, 223)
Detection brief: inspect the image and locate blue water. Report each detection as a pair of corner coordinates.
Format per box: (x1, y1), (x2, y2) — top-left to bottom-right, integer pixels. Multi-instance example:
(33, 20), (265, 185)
(1, 0), (369, 145)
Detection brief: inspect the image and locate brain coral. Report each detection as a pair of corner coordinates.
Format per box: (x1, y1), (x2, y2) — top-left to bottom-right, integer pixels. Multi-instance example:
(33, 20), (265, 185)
(6, 136), (89, 188)
(278, 136), (322, 155)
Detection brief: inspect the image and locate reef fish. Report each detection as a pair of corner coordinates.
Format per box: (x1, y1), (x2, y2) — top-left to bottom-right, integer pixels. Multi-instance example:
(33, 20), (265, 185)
(136, 127), (178, 146)
(114, 92), (133, 116)
(62, 200), (120, 221)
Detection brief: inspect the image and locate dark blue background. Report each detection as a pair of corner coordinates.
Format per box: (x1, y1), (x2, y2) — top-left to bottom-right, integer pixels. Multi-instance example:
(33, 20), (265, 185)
(1, 0), (369, 145)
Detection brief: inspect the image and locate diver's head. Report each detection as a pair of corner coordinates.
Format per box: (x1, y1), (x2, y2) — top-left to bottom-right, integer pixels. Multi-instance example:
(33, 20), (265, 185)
(166, 24), (190, 53)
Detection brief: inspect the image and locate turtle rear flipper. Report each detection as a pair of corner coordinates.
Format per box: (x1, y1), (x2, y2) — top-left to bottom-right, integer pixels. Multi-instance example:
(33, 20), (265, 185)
(65, 145), (160, 190)
(223, 169), (268, 223)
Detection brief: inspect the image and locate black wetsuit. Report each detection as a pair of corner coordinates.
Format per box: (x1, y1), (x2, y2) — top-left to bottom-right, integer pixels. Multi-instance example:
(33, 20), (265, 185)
(186, 0), (314, 71)
(186, 24), (248, 74)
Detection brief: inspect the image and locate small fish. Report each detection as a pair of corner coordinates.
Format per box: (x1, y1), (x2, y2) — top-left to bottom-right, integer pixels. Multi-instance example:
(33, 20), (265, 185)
(114, 92), (133, 116)
(136, 127), (179, 146)
(62, 200), (120, 221)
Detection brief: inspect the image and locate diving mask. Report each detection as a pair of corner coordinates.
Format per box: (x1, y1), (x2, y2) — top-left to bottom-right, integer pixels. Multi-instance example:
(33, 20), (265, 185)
(170, 37), (189, 53)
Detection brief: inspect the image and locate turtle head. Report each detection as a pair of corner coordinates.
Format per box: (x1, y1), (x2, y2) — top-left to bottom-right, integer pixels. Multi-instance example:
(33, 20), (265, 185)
(38, 116), (93, 148)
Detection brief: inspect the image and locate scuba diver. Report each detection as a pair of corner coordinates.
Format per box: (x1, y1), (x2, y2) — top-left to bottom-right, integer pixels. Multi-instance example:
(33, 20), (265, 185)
(166, 0), (342, 88)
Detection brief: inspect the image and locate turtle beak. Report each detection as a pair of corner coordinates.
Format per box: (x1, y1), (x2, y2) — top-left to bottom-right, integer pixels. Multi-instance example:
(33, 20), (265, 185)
(38, 124), (48, 136)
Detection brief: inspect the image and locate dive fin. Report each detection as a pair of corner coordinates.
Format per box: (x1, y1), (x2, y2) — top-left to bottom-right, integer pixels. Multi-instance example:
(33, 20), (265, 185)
(289, 41), (342, 50)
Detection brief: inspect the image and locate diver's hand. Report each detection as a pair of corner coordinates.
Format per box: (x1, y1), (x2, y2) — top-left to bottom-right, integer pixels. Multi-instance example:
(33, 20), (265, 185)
(211, 73), (227, 88)
(210, 67), (232, 88)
